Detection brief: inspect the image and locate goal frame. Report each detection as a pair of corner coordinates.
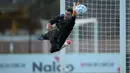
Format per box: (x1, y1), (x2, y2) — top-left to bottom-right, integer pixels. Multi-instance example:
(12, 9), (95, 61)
(60, 0), (126, 73)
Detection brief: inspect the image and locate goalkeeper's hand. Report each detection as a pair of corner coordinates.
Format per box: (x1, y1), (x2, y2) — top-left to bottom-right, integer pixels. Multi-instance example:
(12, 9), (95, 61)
(46, 23), (57, 31)
(46, 23), (53, 31)
(73, 1), (80, 15)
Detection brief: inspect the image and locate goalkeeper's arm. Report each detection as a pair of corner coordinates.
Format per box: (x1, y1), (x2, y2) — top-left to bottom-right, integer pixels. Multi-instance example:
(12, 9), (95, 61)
(48, 14), (64, 25)
(46, 14), (64, 30)
(71, 1), (80, 21)
(72, 1), (80, 16)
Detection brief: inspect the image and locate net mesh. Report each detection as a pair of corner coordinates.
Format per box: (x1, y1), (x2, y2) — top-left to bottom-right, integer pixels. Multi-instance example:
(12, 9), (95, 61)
(65, 0), (120, 53)
(126, 0), (130, 72)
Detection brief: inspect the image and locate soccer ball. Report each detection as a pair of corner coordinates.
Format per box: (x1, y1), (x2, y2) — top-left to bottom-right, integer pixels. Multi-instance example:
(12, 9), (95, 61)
(76, 4), (87, 15)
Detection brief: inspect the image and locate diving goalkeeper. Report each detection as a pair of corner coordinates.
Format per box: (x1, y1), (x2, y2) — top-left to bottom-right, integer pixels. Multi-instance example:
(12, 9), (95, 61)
(38, 2), (79, 53)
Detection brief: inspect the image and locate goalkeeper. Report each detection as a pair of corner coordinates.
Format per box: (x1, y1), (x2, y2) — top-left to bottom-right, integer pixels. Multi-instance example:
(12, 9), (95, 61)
(38, 2), (79, 53)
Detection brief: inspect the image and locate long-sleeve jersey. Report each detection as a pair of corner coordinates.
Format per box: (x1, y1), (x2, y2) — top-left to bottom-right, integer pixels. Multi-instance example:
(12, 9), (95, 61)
(49, 14), (76, 31)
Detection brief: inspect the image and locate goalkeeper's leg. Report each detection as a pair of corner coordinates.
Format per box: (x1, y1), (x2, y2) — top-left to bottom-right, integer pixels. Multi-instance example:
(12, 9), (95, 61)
(38, 23), (56, 40)
(38, 27), (72, 53)
(37, 29), (62, 53)
(50, 38), (72, 53)
(50, 28), (73, 53)
(38, 32), (48, 40)
(50, 39), (61, 53)
(38, 28), (58, 41)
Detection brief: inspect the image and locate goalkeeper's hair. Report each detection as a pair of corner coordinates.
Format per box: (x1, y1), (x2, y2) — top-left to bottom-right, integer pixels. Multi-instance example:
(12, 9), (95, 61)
(66, 8), (73, 14)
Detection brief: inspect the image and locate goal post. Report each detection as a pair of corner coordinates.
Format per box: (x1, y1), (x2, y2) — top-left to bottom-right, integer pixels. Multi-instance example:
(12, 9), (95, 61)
(120, 0), (126, 73)
(74, 18), (98, 53)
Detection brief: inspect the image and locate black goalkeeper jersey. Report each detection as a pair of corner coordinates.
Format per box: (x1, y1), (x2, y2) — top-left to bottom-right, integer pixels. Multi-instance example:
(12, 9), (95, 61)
(49, 14), (76, 31)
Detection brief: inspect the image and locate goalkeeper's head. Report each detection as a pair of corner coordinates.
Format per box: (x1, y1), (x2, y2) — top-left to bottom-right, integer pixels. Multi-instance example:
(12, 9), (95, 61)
(64, 8), (73, 20)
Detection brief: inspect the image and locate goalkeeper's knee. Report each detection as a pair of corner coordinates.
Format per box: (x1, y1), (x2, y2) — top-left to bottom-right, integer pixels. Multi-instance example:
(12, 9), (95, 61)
(50, 43), (61, 53)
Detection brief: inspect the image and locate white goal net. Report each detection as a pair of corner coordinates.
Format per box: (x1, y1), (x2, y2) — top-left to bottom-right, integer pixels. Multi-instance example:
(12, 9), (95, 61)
(126, 0), (130, 73)
(65, 0), (120, 54)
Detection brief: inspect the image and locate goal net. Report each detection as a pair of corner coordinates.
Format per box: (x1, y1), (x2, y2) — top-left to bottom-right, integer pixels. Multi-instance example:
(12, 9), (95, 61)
(59, 0), (130, 73)
(126, 0), (130, 73)
(65, 0), (120, 54)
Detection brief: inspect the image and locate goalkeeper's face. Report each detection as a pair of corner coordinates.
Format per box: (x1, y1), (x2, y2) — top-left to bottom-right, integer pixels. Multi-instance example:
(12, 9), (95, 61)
(64, 11), (72, 20)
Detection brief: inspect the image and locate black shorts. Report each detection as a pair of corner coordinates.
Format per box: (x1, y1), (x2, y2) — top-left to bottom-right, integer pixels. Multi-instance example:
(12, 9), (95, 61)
(43, 29), (60, 43)
(43, 29), (62, 53)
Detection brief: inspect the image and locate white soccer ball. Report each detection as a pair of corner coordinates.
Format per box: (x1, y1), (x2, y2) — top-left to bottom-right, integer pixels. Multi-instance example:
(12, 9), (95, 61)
(76, 4), (87, 15)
